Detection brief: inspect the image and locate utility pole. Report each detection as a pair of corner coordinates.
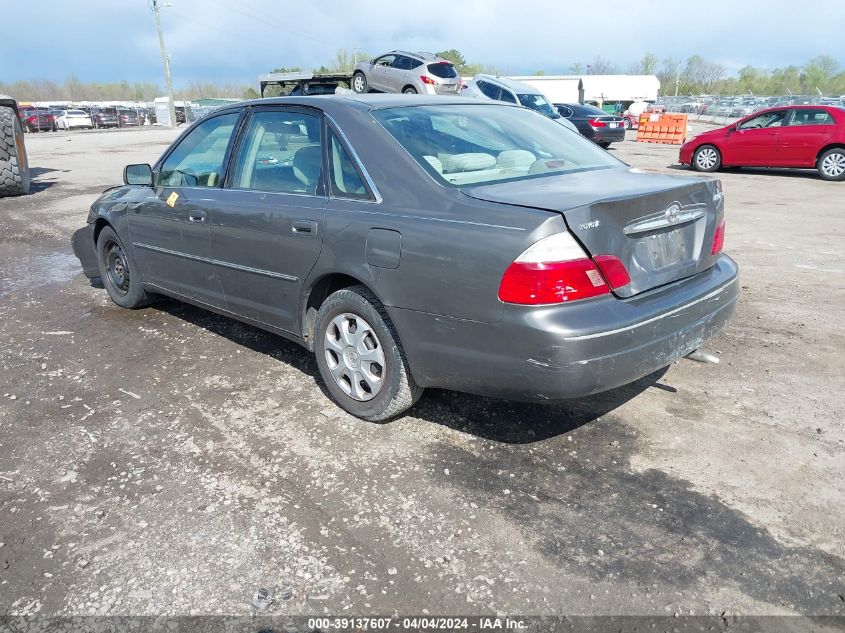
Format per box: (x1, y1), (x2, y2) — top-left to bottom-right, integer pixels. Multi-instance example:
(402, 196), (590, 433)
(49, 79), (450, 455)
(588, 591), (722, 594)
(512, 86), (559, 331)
(674, 61), (681, 97)
(151, 0), (177, 128)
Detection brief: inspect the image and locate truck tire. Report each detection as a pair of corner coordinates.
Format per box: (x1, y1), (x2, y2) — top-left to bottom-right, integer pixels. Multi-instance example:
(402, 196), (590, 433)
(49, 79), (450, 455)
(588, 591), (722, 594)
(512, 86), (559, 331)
(0, 106), (30, 197)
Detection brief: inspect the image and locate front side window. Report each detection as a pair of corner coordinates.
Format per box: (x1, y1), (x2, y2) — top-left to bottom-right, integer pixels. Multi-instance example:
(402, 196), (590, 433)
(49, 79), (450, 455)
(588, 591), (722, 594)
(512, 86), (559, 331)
(374, 55), (395, 67)
(159, 112), (240, 187)
(373, 104), (620, 187)
(738, 110), (787, 129)
(329, 131), (370, 200)
(230, 110), (323, 195)
(788, 109), (835, 126)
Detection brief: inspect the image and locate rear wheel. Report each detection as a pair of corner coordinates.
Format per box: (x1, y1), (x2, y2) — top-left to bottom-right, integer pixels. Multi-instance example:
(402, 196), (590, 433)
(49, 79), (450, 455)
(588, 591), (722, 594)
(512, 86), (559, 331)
(96, 226), (152, 309)
(623, 117), (632, 130)
(0, 105), (30, 197)
(352, 72), (368, 94)
(692, 144), (721, 172)
(403, 86), (418, 94)
(817, 148), (845, 181)
(314, 285), (422, 421)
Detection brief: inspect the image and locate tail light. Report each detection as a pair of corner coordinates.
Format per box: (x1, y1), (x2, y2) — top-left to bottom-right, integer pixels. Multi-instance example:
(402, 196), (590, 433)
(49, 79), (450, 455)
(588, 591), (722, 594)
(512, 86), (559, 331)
(420, 76), (439, 85)
(498, 233), (630, 305)
(589, 118), (606, 128)
(711, 220), (725, 255)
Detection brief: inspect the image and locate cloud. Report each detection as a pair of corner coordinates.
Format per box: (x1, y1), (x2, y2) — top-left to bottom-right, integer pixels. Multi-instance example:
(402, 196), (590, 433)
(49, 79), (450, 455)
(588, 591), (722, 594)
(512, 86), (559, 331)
(6, 0), (845, 87)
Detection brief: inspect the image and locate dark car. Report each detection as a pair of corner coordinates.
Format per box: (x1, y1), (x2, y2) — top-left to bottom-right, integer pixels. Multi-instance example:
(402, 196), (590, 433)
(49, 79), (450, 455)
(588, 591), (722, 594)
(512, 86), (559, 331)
(21, 108), (56, 132)
(91, 107), (120, 129)
(72, 96), (738, 421)
(117, 108), (141, 126)
(679, 105), (845, 181)
(555, 103), (626, 148)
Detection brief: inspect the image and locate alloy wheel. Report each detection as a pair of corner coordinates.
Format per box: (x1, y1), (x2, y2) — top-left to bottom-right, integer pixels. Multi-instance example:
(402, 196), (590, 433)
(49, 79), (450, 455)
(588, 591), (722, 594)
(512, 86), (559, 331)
(323, 313), (386, 401)
(353, 75), (365, 93)
(696, 147), (718, 170)
(821, 152), (845, 178)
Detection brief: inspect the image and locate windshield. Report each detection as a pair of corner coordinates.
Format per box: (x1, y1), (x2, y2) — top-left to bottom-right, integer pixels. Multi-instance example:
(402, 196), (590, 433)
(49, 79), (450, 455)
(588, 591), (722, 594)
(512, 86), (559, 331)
(517, 93), (558, 118)
(372, 104), (621, 187)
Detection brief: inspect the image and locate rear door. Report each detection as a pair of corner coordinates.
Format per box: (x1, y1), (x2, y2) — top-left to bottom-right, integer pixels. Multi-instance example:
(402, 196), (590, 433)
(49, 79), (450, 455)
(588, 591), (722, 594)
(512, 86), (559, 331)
(211, 106), (327, 333)
(723, 109), (786, 165)
(778, 108), (838, 166)
(128, 111), (241, 305)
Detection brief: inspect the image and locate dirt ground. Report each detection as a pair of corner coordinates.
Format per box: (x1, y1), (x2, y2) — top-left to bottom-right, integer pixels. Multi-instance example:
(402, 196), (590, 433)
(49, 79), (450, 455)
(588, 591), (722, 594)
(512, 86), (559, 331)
(0, 124), (843, 619)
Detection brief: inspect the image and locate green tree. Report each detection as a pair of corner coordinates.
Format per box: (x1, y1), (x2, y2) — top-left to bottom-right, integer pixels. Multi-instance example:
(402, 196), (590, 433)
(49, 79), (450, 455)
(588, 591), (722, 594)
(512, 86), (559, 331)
(242, 87), (260, 99)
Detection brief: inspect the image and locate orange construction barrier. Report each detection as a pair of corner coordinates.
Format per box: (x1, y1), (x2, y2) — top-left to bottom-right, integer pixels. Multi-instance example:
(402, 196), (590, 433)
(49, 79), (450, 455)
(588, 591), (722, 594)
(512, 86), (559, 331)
(636, 113), (688, 145)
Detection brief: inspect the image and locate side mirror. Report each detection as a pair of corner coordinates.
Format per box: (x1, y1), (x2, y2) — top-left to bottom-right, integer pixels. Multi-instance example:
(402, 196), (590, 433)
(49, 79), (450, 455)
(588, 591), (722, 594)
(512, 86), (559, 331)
(124, 163), (152, 186)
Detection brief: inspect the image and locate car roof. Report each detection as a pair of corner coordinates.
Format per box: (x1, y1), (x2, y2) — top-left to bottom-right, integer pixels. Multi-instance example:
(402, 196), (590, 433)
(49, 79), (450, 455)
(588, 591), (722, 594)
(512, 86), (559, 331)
(473, 75), (541, 94)
(386, 50), (445, 62)
(224, 94), (501, 113)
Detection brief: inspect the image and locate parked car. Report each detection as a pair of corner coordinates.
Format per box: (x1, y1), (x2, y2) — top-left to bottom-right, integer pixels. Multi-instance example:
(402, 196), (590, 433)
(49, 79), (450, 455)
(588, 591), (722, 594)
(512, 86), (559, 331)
(72, 96), (738, 420)
(555, 103), (625, 148)
(117, 109), (141, 126)
(55, 109), (94, 130)
(91, 107), (120, 129)
(679, 105), (845, 181)
(463, 75), (579, 133)
(352, 51), (461, 95)
(21, 108), (56, 132)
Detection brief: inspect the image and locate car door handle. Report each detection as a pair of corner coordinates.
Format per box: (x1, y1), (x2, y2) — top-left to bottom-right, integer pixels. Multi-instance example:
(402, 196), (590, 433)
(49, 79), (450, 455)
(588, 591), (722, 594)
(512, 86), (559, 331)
(188, 210), (206, 222)
(292, 219), (317, 235)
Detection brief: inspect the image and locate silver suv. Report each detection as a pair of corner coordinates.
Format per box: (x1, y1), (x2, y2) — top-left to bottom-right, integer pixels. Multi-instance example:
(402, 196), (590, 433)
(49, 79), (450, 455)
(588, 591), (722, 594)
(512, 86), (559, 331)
(463, 75), (580, 133)
(352, 51), (461, 95)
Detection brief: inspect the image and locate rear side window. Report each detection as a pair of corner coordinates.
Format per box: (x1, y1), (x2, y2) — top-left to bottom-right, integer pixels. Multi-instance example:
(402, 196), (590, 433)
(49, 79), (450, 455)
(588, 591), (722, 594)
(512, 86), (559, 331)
(499, 90), (517, 104)
(230, 110), (323, 195)
(392, 56), (413, 70)
(329, 131), (370, 200)
(477, 81), (500, 100)
(159, 112), (240, 188)
(427, 63), (458, 79)
(789, 109), (835, 126)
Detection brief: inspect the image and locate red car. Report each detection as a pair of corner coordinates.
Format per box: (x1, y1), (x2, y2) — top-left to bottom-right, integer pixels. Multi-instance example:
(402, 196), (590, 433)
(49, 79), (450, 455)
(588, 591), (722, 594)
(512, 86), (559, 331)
(679, 105), (845, 181)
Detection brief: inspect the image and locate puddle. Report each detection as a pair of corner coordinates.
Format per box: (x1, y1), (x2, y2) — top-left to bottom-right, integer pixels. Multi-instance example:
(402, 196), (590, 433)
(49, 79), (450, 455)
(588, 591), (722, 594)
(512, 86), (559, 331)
(0, 248), (82, 297)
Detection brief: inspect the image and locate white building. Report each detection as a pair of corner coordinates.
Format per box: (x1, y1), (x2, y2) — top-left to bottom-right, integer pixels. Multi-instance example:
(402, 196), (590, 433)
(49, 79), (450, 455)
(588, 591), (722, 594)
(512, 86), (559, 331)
(507, 75), (660, 105)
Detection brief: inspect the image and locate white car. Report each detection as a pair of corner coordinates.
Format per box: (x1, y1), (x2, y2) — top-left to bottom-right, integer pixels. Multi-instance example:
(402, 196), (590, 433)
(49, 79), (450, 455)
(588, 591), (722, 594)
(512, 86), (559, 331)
(462, 75), (579, 134)
(55, 109), (93, 130)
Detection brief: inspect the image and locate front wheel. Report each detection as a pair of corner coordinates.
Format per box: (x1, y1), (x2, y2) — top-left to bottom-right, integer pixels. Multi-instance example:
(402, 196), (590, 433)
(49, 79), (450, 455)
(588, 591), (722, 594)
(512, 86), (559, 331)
(623, 118), (632, 130)
(817, 148), (845, 181)
(692, 144), (722, 172)
(314, 286), (422, 421)
(96, 226), (152, 309)
(352, 72), (368, 94)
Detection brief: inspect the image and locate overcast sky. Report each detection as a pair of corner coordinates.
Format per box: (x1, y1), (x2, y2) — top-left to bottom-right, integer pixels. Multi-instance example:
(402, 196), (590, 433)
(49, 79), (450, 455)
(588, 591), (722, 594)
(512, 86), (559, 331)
(5, 0), (844, 87)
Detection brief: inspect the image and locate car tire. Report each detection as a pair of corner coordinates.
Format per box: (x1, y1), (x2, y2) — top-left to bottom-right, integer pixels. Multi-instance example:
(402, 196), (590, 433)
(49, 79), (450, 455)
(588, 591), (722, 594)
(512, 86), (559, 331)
(623, 118), (632, 130)
(96, 226), (152, 309)
(692, 144), (722, 172)
(817, 148), (845, 181)
(314, 285), (422, 422)
(598, 142), (611, 149)
(352, 72), (368, 94)
(0, 105), (31, 197)
(402, 86), (418, 94)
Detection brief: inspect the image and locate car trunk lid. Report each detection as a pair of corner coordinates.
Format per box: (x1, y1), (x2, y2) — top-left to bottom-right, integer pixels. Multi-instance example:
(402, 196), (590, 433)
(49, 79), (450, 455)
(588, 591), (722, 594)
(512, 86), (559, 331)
(462, 167), (723, 298)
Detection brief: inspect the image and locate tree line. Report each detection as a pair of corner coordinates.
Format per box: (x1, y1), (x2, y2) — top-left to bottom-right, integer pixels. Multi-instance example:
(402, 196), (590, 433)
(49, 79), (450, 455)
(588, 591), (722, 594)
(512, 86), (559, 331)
(4, 51), (844, 102)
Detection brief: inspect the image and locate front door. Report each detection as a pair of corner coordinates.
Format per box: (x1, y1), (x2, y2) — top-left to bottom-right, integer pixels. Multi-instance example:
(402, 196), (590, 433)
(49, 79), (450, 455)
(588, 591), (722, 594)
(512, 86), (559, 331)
(128, 111), (241, 304)
(724, 109), (787, 166)
(370, 54), (395, 92)
(211, 107), (327, 333)
(779, 108), (838, 167)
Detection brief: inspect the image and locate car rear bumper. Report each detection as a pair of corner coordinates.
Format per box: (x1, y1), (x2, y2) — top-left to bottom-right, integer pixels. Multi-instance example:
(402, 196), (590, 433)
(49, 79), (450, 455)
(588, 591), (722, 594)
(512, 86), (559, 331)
(592, 127), (626, 143)
(389, 255), (739, 400)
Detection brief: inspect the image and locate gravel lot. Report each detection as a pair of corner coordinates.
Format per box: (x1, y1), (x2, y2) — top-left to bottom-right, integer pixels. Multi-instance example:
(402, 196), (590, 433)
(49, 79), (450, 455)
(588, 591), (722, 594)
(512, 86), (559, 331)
(1, 125), (843, 619)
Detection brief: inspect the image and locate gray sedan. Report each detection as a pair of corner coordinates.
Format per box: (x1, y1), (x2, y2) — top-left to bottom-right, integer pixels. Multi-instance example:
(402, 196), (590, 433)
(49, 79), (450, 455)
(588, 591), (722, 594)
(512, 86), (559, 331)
(72, 96), (738, 421)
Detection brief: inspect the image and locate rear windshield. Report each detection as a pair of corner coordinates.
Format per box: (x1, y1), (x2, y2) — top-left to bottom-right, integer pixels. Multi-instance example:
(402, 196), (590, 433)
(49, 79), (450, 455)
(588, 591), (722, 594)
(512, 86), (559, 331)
(372, 104), (620, 187)
(427, 62), (458, 79)
(517, 93), (558, 118)
(574, 104), (609, 116)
